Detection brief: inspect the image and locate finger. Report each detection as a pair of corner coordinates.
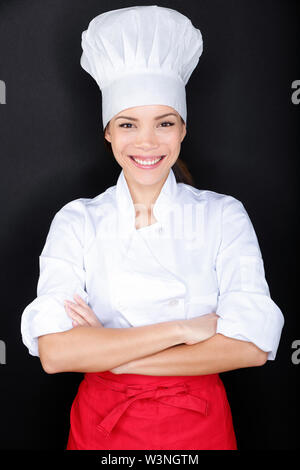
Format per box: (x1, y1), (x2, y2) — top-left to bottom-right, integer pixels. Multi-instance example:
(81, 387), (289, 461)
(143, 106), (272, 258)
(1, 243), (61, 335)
(73, 293), (88, 306)
(66, 300), (96, 325)
(65, 305), (89, 327)
(66, 307), (85, 326)
(65, 301), (90, 319)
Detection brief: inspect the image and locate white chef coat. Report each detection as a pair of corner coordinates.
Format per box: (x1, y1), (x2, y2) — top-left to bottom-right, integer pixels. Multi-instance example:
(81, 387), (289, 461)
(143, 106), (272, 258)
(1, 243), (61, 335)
(20, 168), (284, 361)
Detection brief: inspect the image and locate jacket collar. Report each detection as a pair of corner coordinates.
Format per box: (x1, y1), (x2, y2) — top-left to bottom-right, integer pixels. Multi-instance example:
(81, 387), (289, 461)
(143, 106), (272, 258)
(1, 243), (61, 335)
(115, 167), (178, 236)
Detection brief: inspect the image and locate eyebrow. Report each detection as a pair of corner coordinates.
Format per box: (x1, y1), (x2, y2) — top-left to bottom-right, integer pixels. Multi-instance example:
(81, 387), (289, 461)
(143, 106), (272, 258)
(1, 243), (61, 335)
(115, 113), (178, 122)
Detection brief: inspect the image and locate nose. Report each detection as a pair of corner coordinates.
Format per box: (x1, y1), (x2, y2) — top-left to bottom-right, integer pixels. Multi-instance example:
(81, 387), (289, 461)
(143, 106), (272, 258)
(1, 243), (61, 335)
(134, 127), (160, 150)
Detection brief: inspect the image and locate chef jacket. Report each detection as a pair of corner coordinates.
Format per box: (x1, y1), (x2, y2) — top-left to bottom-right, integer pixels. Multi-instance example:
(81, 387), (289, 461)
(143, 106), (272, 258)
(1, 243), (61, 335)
(20, 168), (284, 361)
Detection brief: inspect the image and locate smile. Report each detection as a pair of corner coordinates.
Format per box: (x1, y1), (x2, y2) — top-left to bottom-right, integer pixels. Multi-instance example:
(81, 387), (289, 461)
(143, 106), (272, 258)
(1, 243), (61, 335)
(129, 155), (166, 168)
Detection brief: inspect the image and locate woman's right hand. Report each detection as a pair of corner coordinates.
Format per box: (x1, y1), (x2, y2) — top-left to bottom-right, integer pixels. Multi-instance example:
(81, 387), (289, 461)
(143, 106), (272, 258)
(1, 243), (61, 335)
(179, 312), (219, 345)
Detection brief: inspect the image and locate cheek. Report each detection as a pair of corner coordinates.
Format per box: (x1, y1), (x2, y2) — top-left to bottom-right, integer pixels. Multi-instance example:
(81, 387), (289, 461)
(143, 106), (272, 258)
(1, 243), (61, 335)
(163, 131), (183, 149)
(118, 135), (136, 151)
(111, 136), (132, 155)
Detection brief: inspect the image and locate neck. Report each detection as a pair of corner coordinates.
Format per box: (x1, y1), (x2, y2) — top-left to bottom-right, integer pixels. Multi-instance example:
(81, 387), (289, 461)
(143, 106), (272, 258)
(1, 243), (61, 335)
(123, 170), (169, 216)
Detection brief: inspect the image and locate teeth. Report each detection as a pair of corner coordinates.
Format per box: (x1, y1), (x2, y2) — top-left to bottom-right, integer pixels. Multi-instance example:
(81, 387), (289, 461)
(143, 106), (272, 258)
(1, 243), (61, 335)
(132, 156), (163, 165)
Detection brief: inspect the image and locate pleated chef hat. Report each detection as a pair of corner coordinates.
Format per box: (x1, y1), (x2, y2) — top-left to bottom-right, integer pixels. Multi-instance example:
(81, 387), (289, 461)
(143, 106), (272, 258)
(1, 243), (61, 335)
(80, 5), (203, 130)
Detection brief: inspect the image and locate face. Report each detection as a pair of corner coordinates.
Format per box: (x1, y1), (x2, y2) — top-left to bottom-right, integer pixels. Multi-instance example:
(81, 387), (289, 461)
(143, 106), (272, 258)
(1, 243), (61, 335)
(104, 105), (186, 188)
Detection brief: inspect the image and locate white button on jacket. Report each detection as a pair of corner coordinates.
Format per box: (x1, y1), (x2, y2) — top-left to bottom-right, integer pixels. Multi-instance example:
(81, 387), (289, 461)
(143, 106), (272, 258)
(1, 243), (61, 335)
(20, 168), (285, 360)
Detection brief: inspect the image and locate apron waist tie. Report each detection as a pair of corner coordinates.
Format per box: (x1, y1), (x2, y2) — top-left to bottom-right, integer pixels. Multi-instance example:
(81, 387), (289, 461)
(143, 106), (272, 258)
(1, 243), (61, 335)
(96, 382), (208, 438)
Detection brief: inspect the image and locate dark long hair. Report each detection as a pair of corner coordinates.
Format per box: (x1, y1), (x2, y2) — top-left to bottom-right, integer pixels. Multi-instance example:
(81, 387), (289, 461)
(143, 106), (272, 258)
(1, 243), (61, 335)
(103, 116), (194, 186)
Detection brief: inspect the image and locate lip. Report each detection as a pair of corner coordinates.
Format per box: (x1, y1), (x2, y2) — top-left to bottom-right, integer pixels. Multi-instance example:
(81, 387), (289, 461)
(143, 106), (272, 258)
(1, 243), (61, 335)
(129, 155), (166, 169)
(130, 155), (165, 160)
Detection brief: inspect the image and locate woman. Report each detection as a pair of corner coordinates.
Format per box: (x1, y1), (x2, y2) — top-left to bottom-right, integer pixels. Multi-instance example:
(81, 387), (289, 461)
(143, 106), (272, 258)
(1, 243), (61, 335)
(20, 6), (284, 450)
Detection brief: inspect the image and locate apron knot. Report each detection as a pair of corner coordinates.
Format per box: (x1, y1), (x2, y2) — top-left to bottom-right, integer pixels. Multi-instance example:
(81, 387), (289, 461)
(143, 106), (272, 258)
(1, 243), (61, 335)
(96, 380), (208, 438)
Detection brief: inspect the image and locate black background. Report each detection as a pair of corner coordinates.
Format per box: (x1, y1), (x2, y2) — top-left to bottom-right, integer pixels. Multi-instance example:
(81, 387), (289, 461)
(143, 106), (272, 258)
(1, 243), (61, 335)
(0, 0), (299, 450)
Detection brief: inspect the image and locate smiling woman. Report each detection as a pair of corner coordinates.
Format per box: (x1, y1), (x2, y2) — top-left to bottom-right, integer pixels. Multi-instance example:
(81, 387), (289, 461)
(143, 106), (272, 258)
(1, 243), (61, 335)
(20, 4), (284, 452)
(103, 107), (195, 186)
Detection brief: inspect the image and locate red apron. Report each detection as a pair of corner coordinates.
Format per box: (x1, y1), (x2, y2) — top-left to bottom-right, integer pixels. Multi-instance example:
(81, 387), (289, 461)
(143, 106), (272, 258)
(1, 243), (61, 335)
(66, 370), (237, 450)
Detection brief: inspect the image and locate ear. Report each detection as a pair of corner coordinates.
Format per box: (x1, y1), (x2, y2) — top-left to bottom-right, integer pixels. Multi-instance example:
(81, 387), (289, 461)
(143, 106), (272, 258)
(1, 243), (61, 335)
(104, 125), (112, 143)
(181, 123), (187, 142)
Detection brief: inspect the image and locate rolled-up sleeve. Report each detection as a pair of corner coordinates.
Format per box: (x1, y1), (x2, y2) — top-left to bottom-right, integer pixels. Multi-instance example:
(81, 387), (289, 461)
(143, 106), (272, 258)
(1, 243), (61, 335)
(20, 199), (88, 357)
(215, 196), (284, 360)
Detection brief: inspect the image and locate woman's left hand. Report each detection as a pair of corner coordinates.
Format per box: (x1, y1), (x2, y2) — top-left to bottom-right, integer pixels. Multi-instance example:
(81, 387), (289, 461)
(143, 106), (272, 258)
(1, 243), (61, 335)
(64, 294), (128, 374)
(64, 294), (103, 328)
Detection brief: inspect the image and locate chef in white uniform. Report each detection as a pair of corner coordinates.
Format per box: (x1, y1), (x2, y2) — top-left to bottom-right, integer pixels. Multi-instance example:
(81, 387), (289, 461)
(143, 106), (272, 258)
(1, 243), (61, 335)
(20, 165), (284, 360)
(20, 4), (284, 450)
(20, 6), (284, 362)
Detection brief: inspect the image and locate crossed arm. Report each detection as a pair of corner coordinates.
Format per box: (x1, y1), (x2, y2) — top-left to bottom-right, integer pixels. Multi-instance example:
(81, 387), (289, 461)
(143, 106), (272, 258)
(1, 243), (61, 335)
(111, 333), (267, 376)
(38, 294), (267, 375)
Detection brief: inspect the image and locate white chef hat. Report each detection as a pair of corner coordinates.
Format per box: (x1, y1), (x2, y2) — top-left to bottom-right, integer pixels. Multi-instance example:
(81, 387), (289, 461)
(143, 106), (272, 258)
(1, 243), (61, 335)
(80, 5), (203, 130)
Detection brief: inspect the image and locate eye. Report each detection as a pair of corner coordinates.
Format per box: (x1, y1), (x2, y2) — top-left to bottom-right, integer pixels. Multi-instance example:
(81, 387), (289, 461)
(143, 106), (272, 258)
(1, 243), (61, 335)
(119, 123), (133, 128)
(160, 121), (175, 127)
(118, 121), (175, 129)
